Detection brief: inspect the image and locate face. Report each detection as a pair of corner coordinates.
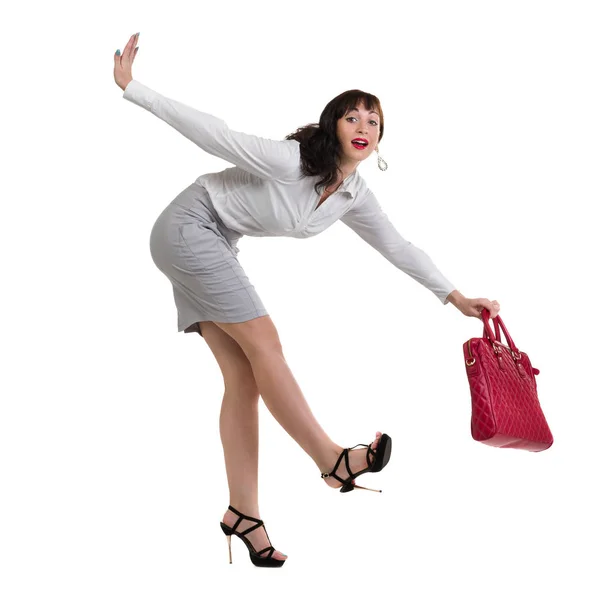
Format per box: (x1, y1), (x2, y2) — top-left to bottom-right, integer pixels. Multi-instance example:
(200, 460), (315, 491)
(336, 100), (381, 174)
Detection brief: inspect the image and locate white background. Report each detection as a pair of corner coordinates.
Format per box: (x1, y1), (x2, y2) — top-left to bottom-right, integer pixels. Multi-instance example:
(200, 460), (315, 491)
(2, 0), (599, 597)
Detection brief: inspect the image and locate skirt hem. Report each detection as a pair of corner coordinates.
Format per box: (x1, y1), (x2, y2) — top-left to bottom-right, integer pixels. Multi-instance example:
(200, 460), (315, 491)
(179, 310), (270, 336)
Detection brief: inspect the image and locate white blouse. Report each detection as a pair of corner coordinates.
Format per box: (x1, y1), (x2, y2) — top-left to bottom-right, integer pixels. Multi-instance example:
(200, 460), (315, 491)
(123, 79), (457, 304)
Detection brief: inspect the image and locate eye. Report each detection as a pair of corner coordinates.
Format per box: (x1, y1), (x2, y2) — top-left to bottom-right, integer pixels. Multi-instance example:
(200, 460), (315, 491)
(346, 116), (379, 126)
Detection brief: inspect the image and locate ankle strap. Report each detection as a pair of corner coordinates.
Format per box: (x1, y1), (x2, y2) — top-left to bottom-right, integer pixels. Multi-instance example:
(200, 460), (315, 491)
(227, 504), (265, 536)
(228, 504), (262, 524)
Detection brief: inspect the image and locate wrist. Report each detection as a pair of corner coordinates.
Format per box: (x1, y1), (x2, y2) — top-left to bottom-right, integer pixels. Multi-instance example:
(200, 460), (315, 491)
(447, 289), (465, 306)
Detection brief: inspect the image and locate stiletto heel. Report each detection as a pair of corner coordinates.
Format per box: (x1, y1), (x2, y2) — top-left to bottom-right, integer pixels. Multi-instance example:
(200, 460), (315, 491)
(353, 483), (382, 493)
(219, 505), (286, 568)
(226, 534), (232, 564)
(321, 433), (392, 493)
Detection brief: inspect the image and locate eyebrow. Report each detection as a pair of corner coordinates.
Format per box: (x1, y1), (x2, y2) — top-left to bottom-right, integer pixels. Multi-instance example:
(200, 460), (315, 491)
(348, 107), (380, 117)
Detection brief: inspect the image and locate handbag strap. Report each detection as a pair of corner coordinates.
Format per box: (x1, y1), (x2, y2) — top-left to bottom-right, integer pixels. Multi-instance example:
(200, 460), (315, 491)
(481, 308), (521, 358)
(476, 309), (540, 376)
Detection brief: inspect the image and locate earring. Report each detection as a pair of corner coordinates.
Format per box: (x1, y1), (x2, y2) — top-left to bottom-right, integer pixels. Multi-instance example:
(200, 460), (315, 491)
(376, 147), (388, 171)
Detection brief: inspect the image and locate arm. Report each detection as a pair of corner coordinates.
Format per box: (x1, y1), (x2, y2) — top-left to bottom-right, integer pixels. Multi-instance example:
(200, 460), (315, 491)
(340, 191), (458, 305)
(122, 80), (298, 180)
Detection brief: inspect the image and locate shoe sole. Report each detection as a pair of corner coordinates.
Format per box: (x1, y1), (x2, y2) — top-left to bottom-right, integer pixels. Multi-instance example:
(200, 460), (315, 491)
(370, 433), (392, 472)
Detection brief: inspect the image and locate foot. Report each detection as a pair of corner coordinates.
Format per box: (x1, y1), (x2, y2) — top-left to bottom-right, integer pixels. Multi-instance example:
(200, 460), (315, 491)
(322, 431), (383, 490)
(221, 508), (288, 561)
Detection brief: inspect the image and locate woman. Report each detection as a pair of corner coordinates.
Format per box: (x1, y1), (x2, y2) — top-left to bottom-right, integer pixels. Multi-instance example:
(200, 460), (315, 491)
(114, 33), (501, 568)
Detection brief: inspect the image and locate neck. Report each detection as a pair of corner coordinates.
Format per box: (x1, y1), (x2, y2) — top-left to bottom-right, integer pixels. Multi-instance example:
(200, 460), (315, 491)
(336, 161), (358, 183)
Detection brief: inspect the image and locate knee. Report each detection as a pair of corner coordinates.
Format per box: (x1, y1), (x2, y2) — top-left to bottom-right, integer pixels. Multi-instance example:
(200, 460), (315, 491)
(246, 340), (284, 362)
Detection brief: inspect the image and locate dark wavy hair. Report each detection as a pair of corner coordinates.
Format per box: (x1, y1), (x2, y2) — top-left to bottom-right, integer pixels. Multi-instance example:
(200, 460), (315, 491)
(284, 89), (384, 196)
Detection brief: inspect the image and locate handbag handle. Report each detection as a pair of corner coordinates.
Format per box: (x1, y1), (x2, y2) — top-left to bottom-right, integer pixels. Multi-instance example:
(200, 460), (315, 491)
(477, 308), (539, 376)
(480, 308), (521, 359)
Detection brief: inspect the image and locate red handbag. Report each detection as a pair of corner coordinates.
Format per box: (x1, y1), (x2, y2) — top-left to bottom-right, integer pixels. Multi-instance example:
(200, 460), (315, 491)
(463, 308), (553, 451)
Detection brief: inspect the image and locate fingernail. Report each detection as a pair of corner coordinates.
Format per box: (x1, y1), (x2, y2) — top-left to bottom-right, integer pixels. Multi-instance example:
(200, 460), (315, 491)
(116, 49), (121, 55)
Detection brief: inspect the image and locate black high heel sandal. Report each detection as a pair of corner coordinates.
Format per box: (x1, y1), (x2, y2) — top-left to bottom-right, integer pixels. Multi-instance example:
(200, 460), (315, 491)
(219, 505), (286, 568)
(321, 433), (392, 493)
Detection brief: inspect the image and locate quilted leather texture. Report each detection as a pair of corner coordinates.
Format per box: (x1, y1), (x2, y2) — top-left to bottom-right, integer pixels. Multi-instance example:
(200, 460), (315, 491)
(463, 309), (553, 452)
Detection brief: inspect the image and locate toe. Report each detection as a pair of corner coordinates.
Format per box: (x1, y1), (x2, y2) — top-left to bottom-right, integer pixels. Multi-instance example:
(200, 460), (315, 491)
(372, 431), (382, 450)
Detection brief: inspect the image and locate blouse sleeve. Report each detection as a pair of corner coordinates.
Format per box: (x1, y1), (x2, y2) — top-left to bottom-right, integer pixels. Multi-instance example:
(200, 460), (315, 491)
(340, 190), (457, 305)
(122, 80), (298, 181)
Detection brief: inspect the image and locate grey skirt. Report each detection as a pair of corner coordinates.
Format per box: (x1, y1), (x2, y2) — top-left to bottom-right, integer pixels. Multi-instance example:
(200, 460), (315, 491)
(149, 182), (269, 337)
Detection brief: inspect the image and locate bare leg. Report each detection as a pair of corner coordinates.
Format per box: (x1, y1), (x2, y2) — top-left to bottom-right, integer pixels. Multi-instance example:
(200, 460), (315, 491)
(219, 388), (260, 512)
(213, 318), (382, 489)
(197, 321), (288, 560)
(219, 386), (288, 560)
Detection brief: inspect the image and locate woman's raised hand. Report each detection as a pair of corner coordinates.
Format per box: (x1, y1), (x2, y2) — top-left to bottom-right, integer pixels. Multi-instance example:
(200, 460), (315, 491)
(114, 32), (139, 91)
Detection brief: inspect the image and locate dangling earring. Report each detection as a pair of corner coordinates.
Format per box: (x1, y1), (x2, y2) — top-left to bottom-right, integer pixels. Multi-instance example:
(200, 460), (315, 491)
(376, 146), (388, 171)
